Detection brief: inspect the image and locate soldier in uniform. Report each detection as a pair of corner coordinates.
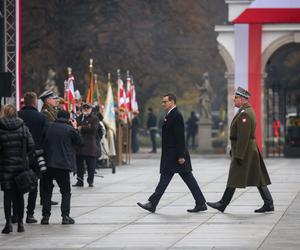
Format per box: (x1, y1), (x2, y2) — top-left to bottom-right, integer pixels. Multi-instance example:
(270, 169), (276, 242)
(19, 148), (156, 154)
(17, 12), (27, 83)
(39, 90), (59, 122)
(39, 90), (59, 206)
(207, 87), (274, 213)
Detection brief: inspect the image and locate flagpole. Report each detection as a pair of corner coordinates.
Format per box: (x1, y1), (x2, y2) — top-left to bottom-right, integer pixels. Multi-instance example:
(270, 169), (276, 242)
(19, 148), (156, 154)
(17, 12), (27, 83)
(125, 70), (130, 164)
(117, 69), (123, 166)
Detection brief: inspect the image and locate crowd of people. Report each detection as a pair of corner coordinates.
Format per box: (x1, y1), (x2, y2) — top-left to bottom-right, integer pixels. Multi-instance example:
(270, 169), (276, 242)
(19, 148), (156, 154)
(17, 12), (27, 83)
(0, 89), (107, 233)
(0, 87), (274, 236)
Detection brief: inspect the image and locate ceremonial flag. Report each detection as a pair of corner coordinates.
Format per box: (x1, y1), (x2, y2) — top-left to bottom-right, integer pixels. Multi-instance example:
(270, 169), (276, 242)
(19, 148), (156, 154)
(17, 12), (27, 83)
(86, 59), (94, 104)
(126, 74), (132, 122)
(131, 84), (139, 115)
(103, 80), (116, 135)
(64, 72), (76, 112)
(103, 80), (117, 157)
(117, 77), (127, 123)
(233, 0), (300, 149)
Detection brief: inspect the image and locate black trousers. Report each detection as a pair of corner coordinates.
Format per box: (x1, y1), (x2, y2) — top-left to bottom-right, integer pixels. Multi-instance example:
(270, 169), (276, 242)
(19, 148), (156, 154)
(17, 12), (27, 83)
(76, 155), (96, 184)
(27, 183), (38, 216)
(149, 130), (157, 152)
(42, 168), (71, 217)
(148, 172), (206, 207)
(3, 188), (24, 222)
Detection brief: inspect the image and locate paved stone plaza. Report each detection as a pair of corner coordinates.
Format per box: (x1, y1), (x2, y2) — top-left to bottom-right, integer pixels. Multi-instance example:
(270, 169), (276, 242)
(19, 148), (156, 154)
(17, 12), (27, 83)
(0, 153), (299, 249)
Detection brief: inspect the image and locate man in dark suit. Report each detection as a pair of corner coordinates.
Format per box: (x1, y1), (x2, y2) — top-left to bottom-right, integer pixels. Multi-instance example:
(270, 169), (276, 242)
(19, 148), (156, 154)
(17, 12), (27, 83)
(18, 92), (48, 223)
(137, 93), (206, 213)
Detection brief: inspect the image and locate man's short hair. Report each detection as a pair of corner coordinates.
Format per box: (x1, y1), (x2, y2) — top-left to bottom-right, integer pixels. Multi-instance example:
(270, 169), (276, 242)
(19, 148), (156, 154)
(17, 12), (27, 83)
(57, 110), (70, 120)
(23, 92), (37, 106)
(163, 93), (176, 104)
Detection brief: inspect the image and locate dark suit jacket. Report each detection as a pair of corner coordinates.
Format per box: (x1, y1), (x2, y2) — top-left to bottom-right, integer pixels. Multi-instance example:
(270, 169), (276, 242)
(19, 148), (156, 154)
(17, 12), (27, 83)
(18, 106), (47, 150)
(160, 107), (192, 174)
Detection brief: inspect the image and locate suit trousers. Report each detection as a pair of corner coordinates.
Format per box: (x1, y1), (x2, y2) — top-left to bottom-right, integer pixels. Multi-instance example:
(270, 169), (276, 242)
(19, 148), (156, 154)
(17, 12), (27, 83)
(148, 172), (206, 207)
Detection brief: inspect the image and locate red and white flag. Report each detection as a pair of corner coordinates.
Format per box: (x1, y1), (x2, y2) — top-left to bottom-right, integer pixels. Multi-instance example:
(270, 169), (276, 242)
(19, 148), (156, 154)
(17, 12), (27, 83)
(126, 75), (132, 121)
(233, 0), (300, 149)
(131, 84), (139, 115)
(117, 77), (127, 123)
(64, 75), (76, 112)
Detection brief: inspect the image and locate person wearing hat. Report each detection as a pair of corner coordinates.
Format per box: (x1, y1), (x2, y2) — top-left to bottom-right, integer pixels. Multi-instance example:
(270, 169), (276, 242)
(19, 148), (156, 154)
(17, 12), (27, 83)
(207, 86), (274, 213)
(39, 90), (59, 122)
(39, 90), (59, 206)
(73, 102), (99, 187)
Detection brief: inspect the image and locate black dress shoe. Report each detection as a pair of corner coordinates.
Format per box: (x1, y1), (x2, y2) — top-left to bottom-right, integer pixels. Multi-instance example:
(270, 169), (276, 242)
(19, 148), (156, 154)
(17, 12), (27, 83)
(254, 204), (274, 213)
(187, 204), (207, 213)
(62, 216), (75, 224)
(1, 222), (12, 234)
(41, 216), (50, 225)
(88, 182), (94, 187)
(137, 202), (156, 213)
(72, 181), (83, 187)
(17, 222), (25, 232)
(26, 215), (38, 223)
(207, 201), (227, 212)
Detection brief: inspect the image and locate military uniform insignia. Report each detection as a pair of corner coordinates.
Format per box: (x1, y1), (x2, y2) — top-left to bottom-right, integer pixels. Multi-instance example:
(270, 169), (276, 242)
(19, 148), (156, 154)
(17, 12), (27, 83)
(241, 110), (245, 113)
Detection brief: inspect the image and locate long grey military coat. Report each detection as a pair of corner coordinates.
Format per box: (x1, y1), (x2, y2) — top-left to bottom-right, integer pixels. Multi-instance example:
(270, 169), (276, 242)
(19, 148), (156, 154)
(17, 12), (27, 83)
(227, 103), (271, 188)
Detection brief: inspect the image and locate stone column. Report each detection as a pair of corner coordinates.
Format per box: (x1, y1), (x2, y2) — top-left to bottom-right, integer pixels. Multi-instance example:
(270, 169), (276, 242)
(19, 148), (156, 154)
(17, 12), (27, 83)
(197, 118), (213, 153)
(225, 72), (235, 154)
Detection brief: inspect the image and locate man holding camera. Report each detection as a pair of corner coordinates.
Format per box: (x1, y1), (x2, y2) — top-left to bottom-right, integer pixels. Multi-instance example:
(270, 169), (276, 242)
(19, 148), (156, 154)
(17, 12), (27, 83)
(41, 110), (82, 225)
(18, 92), (48, 224)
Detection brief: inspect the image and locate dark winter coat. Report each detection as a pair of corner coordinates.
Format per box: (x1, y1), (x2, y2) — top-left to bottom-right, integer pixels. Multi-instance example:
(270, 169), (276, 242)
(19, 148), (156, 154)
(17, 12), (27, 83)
(0, 117), (34, 190)
(42, 118), (83, 172)
(147, 112), (157, 131)
(186, 115), (199, 135)
(18, 106), (47, 150)
(76, 113), (99, 157)
(227, 103), (271, 188)
(160, 107), (192, 174)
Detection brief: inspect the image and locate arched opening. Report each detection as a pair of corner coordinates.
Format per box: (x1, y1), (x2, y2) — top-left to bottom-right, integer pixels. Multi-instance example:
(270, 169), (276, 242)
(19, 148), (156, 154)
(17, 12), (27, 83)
(264, 43), (300, 157)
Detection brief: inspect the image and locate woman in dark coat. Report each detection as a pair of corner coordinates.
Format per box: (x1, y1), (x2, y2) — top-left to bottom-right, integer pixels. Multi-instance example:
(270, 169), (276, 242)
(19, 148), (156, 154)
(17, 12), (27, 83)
(0, 104), (34, 234)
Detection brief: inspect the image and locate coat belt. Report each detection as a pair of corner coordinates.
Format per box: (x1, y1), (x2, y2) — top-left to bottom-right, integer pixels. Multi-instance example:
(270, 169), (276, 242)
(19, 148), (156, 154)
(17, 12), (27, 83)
(230, 137), (255, 140)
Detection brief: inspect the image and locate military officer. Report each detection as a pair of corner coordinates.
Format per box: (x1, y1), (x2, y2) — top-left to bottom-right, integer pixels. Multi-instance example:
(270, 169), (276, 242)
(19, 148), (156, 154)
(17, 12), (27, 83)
(39, 90), (59, 122)
(39, 90), (59, 206)
(207, 87), (274, 213)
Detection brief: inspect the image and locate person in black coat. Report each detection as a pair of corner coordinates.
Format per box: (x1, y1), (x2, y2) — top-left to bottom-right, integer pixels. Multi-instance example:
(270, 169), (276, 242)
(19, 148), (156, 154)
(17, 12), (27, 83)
(186, 111), (199, 149)
(147, 107), (157, 153)
(18, 92), (48, 224)
(0, 104), (34, 234)
(41, 110), (82, 225)
(73, 103), (99, 187)
(137, 94), (206, 213)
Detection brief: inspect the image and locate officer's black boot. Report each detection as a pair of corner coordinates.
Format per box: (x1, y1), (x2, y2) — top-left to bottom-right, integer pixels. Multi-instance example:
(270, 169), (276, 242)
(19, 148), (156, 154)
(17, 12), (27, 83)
(255, 186), (274, 213)
(207, 187), (235, 212)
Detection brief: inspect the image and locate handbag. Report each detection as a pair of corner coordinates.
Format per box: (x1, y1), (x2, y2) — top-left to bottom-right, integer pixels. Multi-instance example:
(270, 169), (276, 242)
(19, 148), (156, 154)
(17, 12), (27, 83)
(14, 126), (37, 194)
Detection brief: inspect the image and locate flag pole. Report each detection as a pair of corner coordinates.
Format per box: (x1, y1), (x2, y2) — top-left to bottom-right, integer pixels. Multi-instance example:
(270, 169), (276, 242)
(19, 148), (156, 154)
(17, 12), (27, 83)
(125, 70), (130, 164)
(117, 69), (123, 166)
